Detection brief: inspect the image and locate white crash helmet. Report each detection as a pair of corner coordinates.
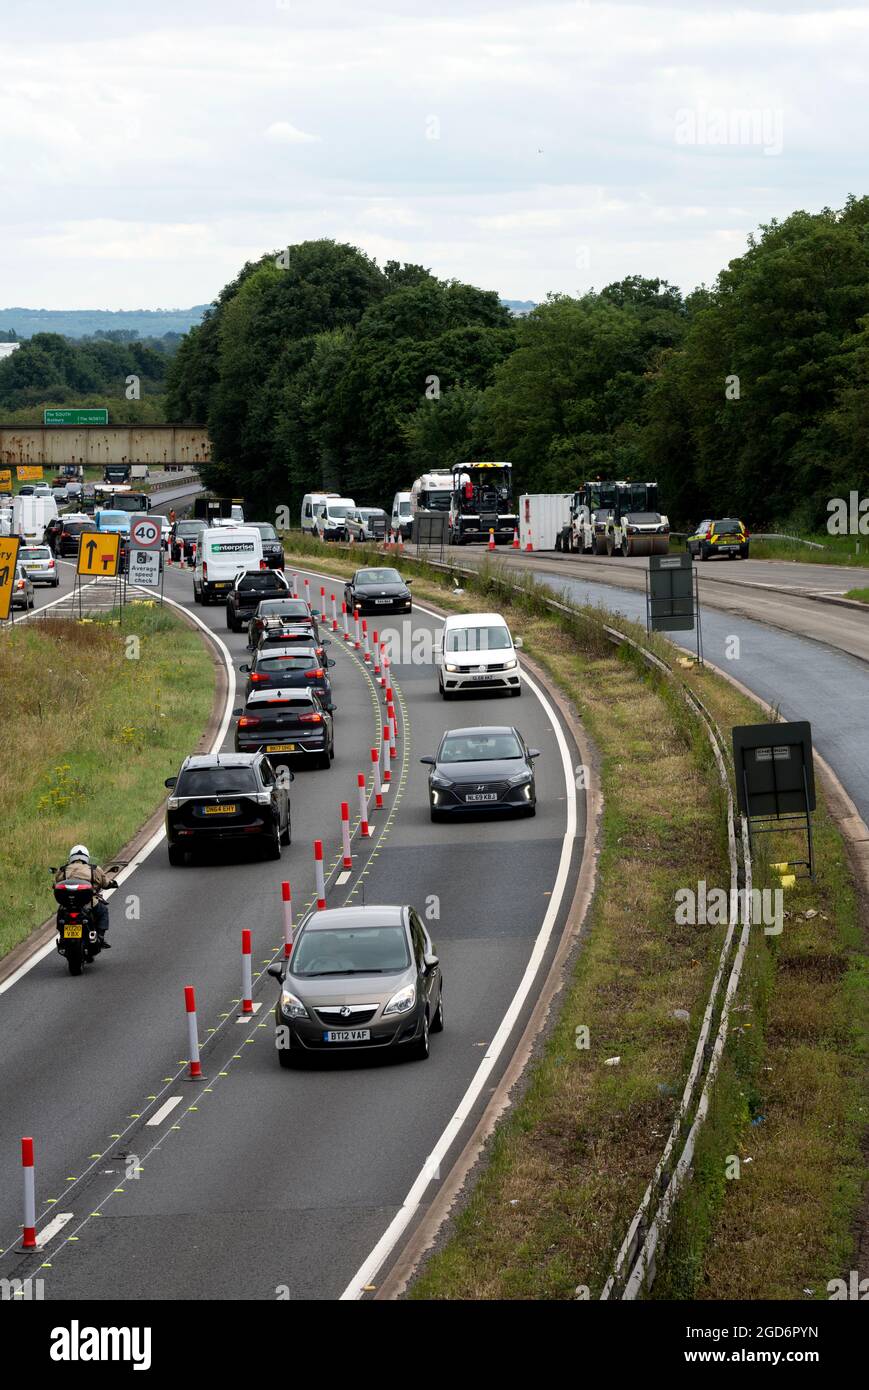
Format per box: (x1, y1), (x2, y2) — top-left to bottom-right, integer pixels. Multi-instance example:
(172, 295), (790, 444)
(68, 844), (91, 865)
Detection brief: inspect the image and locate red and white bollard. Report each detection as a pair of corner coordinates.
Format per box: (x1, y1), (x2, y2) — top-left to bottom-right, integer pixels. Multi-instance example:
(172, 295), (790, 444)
(190, 542), (197, 569)
(371, 746), (383, 807)
(290, 572), (298, 598)
(388, 700), (398, 758)
(362, 618), (371, 662)
(241, 929), (254, 1015)
(331, 594), (338, 631)
(281, 880), (294, 957)
(357, 773), (371, 836)
(340, 802), (352, 869)
(380, 650), (388, 689)
(319, 586), (326, 617)
(354, 607), (361, 649)
(341, 601), (350, 641)
(385, 683), (393, 712)
(184, 986), (203, 1080)
(21, 1137), (36, 1250)
(314, 840), (326, 910)
(382, 726), (391, 784)
(373, 631), (380, 675)
(304, 577), (311, 610)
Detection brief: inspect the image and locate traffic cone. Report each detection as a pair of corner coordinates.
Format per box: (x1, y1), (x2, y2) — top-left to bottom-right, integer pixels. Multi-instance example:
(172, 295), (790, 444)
(512, 528), (520, 549)
(525, 528), (534, 552)
(488, 529), (496, 551)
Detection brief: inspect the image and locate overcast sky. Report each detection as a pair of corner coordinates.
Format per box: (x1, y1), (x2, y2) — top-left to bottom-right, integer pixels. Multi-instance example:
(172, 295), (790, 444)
(1, 0), (865, 309)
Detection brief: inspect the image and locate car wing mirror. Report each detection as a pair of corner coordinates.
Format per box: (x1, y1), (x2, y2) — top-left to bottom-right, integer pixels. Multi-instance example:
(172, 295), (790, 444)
(420, 756), (435, 765)
(423, 952), (439, 971)
(267, 962), (286, 981)
(164, 776), (177, 788)
(405, 578), (413, 584)
(238, 663), (250, 673)
(513, 636), (524, 649)
(233, 707), (243, 717)
(327, 658), (336, 667)
(528, 749), (541, 759)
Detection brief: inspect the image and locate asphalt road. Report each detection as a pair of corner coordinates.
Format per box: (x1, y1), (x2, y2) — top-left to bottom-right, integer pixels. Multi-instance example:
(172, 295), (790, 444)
(0, 559), (583, 1300)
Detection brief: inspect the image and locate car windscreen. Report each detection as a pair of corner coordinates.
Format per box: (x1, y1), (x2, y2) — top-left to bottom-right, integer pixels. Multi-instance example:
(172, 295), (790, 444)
(714, 518), (743, 533)
(291, 925), (410, 976)
(257, 654), (318, 671)
(439, 732), (523, 763)
(238, 572), (286, 591)
(357, 569), (401, 584)
(444, 625), (511, 653)
(325, 505), (352, 518)
(626, 513), (660, 525)
(360, 509), (385, 520)
(176, 522), (203, 536)
(399, 502), (411, 515)
(20, 547), (50, 559)
(259, 599), (308, 617)
(248, 523), (278, 539)
(176, 767), (258, 796)
(63, 522), (95, 534)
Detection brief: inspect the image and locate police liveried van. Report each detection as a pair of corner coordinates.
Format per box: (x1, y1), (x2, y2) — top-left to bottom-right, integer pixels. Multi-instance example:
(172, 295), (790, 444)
(193, 525), (264, 605)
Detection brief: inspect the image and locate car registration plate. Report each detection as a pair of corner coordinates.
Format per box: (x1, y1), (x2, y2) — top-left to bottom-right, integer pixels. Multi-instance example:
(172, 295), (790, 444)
(214, 581), (231, 588)
(374, 598), (392, 604)
(63, 925), (83, 939)
(323, 1029), (371, 1043)
(204, 803), (237, 814)
(465, 792), (498, 802)
(267, 743), (296, 752)
(464, 672), (492, 681)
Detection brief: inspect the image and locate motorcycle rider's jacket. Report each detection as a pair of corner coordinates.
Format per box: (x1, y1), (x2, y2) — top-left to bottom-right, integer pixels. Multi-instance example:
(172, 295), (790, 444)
(54, 861), (113, 898)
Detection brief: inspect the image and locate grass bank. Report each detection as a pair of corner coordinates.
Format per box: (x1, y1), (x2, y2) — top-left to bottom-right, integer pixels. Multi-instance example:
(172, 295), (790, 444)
(283, 534), (867, 1300)
(0, 603), (215, 958)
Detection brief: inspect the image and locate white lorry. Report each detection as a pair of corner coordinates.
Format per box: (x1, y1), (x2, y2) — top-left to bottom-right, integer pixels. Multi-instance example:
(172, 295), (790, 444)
(11, 495), (59, 543)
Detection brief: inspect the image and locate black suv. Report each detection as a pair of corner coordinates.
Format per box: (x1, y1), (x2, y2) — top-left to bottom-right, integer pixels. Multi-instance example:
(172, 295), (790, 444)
(239, 645), (336, 708)
(226, 569), (290, 632)
(245, 522), (286, 570)
(247, 597), (319, 649)
(164, 753), (292, 865)
(234, 687), (335, 768)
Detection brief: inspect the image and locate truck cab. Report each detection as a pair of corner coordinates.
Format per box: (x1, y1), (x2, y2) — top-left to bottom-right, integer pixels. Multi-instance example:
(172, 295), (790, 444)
(448, 462), (518, 546)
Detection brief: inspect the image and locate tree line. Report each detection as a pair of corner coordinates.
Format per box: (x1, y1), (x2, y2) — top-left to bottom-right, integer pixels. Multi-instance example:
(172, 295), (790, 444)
(0, 333), (175, 417)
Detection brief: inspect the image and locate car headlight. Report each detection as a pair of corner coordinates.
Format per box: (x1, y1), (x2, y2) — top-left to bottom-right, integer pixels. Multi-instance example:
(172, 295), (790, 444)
(431, 773), (454, 789)
(444, 662), (459, 673)
(280, 989), (308, 1019)
(383, 984), (416, 1016)
(503, 658), (517, 669)
(508, 771), (532, 786)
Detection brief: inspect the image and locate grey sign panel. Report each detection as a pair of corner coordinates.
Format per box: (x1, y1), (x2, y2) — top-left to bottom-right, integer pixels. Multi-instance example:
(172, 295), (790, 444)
(415, 512), (449, 546)
(732, 721), (815, 817)
(648, 551), (695, 631)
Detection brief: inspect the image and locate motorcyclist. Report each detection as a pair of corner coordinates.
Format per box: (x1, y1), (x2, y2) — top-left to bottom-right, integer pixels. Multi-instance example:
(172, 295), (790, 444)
(54, 845), (115, 948)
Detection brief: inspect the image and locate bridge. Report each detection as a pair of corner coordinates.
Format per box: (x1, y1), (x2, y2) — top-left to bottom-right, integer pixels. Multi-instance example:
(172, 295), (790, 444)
(0, 424), (210, 469)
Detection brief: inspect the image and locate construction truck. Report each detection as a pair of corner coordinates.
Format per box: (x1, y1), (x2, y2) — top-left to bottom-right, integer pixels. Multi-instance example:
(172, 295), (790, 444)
(448, 461), (518, 545)
(410, 470), (453, 525)
(556, 480), (669, 557)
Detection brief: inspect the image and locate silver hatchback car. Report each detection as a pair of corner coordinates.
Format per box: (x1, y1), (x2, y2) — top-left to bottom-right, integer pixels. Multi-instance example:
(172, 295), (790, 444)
(268, 904), (443, 1066)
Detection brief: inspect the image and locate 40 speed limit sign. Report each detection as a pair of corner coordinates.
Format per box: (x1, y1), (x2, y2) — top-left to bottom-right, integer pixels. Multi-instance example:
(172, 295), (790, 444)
(129, 515), (162, 549)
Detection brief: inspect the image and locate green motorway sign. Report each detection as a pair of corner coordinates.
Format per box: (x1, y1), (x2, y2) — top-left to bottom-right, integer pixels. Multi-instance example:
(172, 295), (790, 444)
(43, 408), (109, 426)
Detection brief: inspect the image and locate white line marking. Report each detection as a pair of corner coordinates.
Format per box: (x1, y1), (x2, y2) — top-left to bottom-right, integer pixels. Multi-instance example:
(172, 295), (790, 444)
(35, 1212), (74, 1247)
(336, 870), (351, 885)
(0, 586), (237, 996)
(146, 1096), (184, 1127)
(236, 1002), (262, 1021)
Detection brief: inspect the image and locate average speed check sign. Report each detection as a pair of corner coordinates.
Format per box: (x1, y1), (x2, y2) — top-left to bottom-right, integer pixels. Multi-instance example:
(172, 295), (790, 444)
(129, 515), (161, 550)
(129, 547), (161, 587)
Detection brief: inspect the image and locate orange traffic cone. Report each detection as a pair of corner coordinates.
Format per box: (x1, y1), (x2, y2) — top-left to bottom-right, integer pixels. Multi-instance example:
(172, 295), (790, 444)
(488, 528), (496, 551)
(511, 528), (520, 549)
(525, 528), (534, 552)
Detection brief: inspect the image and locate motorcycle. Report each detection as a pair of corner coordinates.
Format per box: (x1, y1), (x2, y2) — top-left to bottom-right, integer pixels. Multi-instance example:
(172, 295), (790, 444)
(51, 868), (121, 976)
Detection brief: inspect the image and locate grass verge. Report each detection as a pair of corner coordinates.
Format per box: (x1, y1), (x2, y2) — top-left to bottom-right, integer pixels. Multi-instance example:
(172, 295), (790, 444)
(282, 534), (867, 1299)
(0, 603), (215, 958)
(844, 589), (869, 604)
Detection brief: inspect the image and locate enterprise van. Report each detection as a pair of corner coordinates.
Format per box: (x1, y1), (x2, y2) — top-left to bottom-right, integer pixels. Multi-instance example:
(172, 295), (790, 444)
(193, 525), (265, 604)
(436, 612), (522, 699)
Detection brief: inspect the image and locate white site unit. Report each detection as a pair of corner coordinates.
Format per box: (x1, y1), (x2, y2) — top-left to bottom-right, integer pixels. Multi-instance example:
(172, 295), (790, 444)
(11, 495), (59, 543)
(193, 525), (264, 604)
(518, 494), (572, 551)
(130, 464), (150, 480)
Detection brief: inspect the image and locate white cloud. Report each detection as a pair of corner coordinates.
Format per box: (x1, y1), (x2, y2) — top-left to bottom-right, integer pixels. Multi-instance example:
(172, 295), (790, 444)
(264, 121), (320, 145)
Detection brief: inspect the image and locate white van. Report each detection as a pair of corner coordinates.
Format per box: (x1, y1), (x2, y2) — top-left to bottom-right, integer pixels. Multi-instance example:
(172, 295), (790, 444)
(300, 492), (338, 534)
(12, 495), (59, 543)
(436, 611), (522, 699)
(193, 525), (264, 604)
(391, 491), (412, 539)
(312, 496), (356, 541)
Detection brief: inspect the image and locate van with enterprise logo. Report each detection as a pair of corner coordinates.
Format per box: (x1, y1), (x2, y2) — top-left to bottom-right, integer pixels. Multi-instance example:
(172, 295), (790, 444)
(194, 525), (265, 604)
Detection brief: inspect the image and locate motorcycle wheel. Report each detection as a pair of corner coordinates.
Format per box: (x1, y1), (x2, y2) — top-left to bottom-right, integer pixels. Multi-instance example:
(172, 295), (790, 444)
(66, 951), (83, 977)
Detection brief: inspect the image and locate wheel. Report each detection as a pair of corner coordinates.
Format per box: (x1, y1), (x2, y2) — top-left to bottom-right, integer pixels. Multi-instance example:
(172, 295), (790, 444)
(278, 1045), (298, 1069)
(430, 990), (444, 1033)
(317, 749), (331, 770)
(622, 538), (630, 557)
(167, 844), (185, 866)
(66, 953), (83, 977)
(280, 813), (291, 845)
(193, 584), (202, 604)
(328, 737), (335, 761)
(53, 577), (60, 587)
(226, 610), (236, 631)
(522, 803), (537, 817)
(266, 825), (282, 860)
(700, 546), (709, 561)
(411, 1011), (430, 1060)
(509, 686), (521, 697)
(430, 807), (447, 822)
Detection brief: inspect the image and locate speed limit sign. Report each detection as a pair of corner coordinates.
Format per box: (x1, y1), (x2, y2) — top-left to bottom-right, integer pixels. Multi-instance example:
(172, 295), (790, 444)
(130, 515), (162, 550)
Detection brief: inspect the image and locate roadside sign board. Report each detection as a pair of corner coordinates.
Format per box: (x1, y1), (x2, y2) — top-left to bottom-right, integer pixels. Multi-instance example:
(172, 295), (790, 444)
(129, 515), (162, 550)
(648, 552), (695, 631)
(128, 547), (161, 587)
(0, 536), (21, 620)
(16, 465), (44, 481)
(77, 532), (121, 576)
(0, 469), (12, 491)
(732, 722), (816, 818)
(44, 408), (109, 426)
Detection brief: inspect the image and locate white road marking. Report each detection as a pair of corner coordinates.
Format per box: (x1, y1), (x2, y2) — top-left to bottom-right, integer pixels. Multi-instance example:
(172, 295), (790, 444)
(35, 1212), (74, 1247)
(236, 1002), (262, 1021)
(335, 870), (351, 885)
(146, 1096), (184, 1127)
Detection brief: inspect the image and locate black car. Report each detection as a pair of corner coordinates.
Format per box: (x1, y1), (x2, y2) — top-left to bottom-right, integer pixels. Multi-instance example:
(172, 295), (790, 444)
(164, 752), (292, 865)
(239, 645), (336, 708)
(256, 623), (328, 661)
(56, 518), (97, 557)
(245, 522), (286, 570)
(421, 725), (539, 822)
(170, 519), (205, 563)
(235, 687), (335, 768)
(226, 569), (290, 631)
(344, 566), (412, 615)
(247, 597), (319, 648)
(43, 517), (64, 555)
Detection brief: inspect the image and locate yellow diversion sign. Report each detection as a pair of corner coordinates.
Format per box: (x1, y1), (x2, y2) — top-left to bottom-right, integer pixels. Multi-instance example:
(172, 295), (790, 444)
(0, 537), (22, 620)
(77, 532), (121, 576)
